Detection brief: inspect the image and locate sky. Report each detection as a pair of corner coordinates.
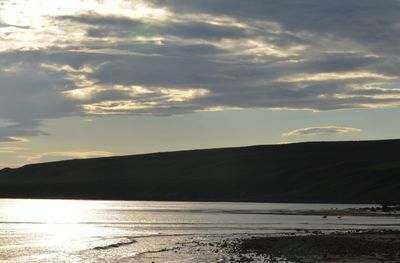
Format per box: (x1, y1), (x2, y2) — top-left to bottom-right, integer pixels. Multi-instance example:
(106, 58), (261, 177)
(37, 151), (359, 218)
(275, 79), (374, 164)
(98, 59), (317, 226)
(1, 0), (400, 168)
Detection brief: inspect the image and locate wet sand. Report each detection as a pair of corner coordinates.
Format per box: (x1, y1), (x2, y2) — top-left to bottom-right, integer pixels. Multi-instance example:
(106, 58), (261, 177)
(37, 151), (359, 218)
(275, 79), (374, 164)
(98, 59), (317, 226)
(222, 230), (400, 262)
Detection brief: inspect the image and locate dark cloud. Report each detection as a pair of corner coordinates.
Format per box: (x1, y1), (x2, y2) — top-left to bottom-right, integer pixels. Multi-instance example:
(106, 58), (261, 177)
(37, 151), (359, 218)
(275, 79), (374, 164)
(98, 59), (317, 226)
(59, 12), (249, 40)
(0, 119), (48, 142)
(58, 13), (143, 27)
(0, 59), (78, 141)
(151, 0), (400, 49)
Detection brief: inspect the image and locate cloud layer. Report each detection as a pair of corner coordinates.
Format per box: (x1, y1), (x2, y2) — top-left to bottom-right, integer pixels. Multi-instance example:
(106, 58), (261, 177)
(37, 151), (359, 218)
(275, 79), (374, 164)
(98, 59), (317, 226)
(25, 151), (114, 163)
(1, 0), (400, 140)
(282, 126), (362, 137)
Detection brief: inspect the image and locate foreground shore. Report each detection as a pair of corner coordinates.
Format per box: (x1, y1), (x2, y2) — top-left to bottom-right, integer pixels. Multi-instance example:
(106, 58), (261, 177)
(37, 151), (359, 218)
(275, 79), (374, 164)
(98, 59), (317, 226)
(220, 230), (400, 262)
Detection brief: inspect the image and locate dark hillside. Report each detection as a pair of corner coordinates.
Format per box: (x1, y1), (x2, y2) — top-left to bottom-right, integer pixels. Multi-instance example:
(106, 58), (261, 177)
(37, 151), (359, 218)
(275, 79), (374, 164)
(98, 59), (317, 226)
(0, 140), (399, 203)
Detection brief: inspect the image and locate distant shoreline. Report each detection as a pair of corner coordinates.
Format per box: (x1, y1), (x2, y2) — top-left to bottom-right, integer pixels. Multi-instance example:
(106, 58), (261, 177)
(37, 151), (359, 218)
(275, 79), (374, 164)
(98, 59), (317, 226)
(0, 196), (382, 205)
(3, 198), (398, 219)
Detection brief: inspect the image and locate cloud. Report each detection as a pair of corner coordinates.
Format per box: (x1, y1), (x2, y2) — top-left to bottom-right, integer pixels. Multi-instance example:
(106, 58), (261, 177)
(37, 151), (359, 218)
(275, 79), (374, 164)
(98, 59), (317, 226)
(0, 60), (77, 141)
(1, 1), (400, 140)
(282, 126), (362, 137)
(0, 136), (29, 143)
(25, 151), (114, 163)
(0, 147), (25, 153)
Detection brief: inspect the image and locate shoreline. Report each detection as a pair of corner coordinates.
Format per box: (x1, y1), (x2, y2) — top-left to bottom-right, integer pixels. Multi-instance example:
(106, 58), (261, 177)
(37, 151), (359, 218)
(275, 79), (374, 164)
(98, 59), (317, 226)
(0, 196), (385, 205)
(220, 230), (400, 262)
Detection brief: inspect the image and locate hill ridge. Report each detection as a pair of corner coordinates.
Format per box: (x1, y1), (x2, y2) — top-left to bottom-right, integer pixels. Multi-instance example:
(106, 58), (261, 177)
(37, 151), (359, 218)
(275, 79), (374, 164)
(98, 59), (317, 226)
(1, 139), (399, 203)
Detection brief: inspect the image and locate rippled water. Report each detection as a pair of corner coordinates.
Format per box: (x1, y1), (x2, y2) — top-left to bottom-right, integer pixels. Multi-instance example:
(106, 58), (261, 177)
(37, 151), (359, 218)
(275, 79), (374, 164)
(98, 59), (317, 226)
(0, 199), (399, 262)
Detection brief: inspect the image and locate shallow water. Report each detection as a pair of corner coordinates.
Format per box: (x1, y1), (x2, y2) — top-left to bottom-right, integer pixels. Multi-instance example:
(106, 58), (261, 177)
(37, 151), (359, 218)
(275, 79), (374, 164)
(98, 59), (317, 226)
(0, 199), (399, 262)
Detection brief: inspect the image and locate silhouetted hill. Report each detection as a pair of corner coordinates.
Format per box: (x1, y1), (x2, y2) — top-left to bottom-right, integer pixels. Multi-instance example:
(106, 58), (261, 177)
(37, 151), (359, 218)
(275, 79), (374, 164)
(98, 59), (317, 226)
(1, 140), (399, 203)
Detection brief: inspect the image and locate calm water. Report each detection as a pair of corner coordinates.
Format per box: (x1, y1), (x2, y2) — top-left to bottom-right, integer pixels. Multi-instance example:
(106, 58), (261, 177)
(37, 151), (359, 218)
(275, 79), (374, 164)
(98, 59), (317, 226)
(1, 199), (399, 262)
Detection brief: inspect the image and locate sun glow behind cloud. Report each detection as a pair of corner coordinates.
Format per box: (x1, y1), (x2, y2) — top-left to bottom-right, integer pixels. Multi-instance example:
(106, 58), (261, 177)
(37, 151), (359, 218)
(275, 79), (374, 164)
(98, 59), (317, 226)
(0, 0), (169, 25)
(0, 0), (169, 50)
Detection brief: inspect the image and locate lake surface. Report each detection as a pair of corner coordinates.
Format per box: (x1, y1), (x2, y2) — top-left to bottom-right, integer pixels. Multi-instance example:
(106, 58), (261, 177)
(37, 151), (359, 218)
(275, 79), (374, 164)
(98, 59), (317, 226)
(1, 199), (399, 262)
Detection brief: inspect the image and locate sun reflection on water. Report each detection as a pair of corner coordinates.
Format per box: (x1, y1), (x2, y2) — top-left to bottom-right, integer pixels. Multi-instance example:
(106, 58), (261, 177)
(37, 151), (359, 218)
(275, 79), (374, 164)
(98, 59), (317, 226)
(3, 199), (106, 252)
(6, 199), (89, 223)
